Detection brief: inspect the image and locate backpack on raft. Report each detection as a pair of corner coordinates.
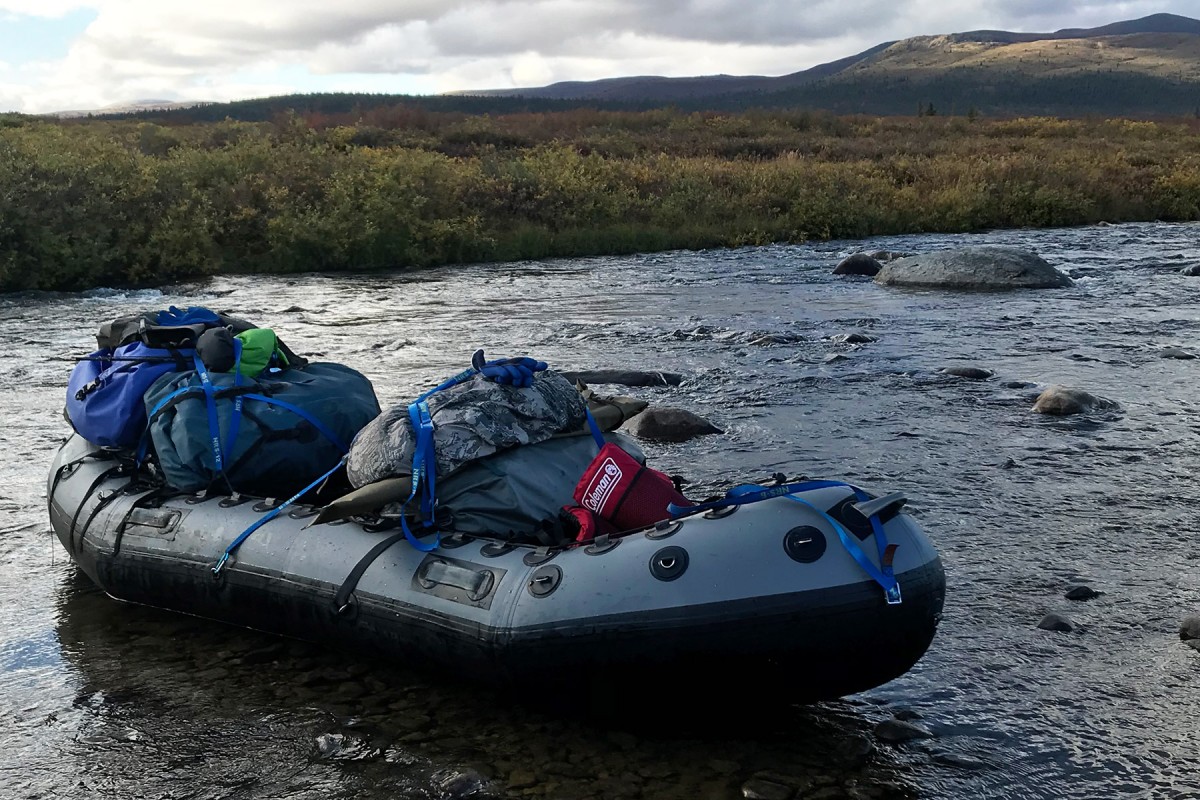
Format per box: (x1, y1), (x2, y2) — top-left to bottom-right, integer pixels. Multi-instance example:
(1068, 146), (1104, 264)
(144, 362), (381, 498)
(64, 306), (308, 451)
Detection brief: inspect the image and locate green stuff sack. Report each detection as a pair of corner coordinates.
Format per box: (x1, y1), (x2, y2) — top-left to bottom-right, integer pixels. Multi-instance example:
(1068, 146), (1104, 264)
(234, 328), (289, 379)
(144, 363), (381, 497)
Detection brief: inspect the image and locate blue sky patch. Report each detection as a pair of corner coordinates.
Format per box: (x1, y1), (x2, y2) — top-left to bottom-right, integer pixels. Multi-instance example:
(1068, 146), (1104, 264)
(0, 9), (97, 66)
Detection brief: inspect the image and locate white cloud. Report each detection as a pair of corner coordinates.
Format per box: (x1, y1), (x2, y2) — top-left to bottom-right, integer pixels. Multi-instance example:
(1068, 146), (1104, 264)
(1, 0), (1197, 113)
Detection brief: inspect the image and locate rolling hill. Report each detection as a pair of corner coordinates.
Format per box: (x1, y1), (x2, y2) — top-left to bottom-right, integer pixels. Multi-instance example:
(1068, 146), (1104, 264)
(456, 13), (1200, 116)
(89, 13), (1200, 122)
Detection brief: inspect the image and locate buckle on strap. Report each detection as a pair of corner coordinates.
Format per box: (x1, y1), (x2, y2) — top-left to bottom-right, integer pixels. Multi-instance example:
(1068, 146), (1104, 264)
(885, 584), (903, 605)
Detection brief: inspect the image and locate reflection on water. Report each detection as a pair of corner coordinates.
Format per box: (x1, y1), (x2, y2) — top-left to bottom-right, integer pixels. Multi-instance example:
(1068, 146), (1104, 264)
(3, 221), (1200, 798)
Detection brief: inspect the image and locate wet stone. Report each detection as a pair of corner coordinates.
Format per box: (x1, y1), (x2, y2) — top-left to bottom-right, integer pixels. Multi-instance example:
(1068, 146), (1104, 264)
(833, 254), (883, 276)
(930, 749), (990, 770)
(621, 406), (723, 442)
(892, 708), (923, 721)
(708, 758), (741, 775)
(1065, 585), (1102, 601)
(1037, 613), (1075, 632)
(334, 682), (368, 701)
(941, 366), (993, 380)
(1186, 640), (1200, 653)
(1031, 386), (1119, 415)
(873, 718), (934, 743)
(829, 333), (877, 344)
(313, 732), (381, 761)
(1179, 615), (1200, 640)
(637, 764), (677, 780)
(742, 777), (795, 800)
(1159, 347), (1196, 359)
(237, 642), (289, 666)
(605, 731), (639, 751)
(824, 353), (849, 364)
(806, 788), (851, 800)
(432, 768), (493, 799)
(506, 769), (538, 791)
(835, 734), (877, 768)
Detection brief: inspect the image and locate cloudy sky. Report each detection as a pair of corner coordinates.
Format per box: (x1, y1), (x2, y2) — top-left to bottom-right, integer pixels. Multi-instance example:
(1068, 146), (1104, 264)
(0, 0), (1192, 114)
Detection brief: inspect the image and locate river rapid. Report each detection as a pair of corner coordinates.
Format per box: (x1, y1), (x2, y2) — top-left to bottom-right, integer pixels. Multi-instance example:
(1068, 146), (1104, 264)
(2, 221), (1200, 800)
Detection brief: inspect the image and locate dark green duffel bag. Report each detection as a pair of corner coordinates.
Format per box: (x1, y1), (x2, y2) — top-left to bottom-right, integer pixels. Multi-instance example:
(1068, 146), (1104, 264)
(144, 363), (381, 497)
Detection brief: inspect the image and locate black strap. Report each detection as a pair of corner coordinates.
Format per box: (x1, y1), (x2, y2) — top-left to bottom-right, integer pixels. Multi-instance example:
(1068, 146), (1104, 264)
(67, 465), (125, 554)
(332, 530), (408, 613)
(48, 452), (108, 514)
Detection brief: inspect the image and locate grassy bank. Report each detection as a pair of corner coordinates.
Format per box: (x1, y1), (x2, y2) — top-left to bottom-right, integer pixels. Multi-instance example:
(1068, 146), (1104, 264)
(2, 109), (1198, 292)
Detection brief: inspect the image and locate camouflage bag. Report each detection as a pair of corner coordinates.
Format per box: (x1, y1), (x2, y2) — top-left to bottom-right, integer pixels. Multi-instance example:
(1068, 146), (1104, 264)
(345, 369), (586, 489)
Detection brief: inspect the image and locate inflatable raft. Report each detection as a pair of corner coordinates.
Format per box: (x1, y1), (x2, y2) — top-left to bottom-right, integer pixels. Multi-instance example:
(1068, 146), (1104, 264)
(48, 433), (945, 703)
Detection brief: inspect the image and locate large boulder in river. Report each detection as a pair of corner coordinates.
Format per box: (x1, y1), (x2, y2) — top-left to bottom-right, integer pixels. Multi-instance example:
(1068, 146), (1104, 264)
(833, 254), (882, 276)
(875, 247), (1073, 290)
(1031, 386), (1119, 415)
(621, 407), (723, 443)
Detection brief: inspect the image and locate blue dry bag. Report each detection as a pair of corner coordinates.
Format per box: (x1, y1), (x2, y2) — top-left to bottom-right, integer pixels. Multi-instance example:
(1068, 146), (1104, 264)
(65, 342), (192, 449)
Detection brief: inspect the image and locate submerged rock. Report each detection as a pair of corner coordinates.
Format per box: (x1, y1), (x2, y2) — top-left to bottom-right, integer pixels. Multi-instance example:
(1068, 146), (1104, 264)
(828, 333), (877, 344)
(1065, 585), (1102, 601)
(1180, 265), (1200, 277)
(1179, 615), (1200, 641)
(874, 718), (934, 744)
(835, 734), (877, 768)
(1037, 613), (1075, 632)
(621, 407), (722, 442)
(1158, 347), (1196, 360)
(559, 369), (682, 387)
(875, 247), (1073, 290)
(432, 768), (493, 799)
(941, 366), (994, 380)
(1031, 386), (1119, 415)
(833, 254), (882, 276)
(741, 777), (795, 800)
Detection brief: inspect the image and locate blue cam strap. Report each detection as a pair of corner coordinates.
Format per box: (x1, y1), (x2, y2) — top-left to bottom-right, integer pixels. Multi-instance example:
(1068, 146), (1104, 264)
(383, 362), (489, 552)
(584, 407), (606, 450)
(212, 457), (345, 576)
(395, 400), (439, 552)
(223, 340), (244, 457)
(192, 353), (226, 476)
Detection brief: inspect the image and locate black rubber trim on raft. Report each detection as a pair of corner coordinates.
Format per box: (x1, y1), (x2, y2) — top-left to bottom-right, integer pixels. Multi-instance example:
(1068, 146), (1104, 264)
(81, 542), (944, 700)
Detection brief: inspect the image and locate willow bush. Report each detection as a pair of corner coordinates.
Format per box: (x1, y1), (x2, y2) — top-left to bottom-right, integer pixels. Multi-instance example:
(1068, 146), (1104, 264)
(1, 110), (1198, 291)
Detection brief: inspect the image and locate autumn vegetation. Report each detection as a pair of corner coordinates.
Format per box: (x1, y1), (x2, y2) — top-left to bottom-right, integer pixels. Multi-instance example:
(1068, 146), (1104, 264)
(2, 106), (1199, 292)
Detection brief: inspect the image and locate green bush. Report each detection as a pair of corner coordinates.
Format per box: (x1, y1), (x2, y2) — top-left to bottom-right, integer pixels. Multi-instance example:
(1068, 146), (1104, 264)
(2, 111), (1199, 292)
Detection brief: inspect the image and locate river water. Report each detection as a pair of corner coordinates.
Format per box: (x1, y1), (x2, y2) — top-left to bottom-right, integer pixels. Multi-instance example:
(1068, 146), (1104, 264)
(2, 221), (1199, 800)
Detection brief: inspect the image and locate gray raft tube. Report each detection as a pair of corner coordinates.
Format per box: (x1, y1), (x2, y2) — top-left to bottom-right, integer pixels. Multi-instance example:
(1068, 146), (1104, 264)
(48, 434), (945, 706)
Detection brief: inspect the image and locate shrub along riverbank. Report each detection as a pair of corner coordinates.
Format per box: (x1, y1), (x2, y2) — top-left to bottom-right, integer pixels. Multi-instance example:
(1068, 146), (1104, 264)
(1, 108), (1198, 292)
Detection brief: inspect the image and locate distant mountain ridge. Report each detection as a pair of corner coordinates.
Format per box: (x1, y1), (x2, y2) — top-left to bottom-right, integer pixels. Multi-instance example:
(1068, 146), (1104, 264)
(51, 99), (210, 119)
(454, 13), (1200, 116)
(71, 13), (1200, 122)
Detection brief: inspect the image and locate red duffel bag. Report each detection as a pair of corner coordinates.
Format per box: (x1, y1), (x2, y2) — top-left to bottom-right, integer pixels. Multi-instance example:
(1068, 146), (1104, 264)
(566, 413), (694, 542)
